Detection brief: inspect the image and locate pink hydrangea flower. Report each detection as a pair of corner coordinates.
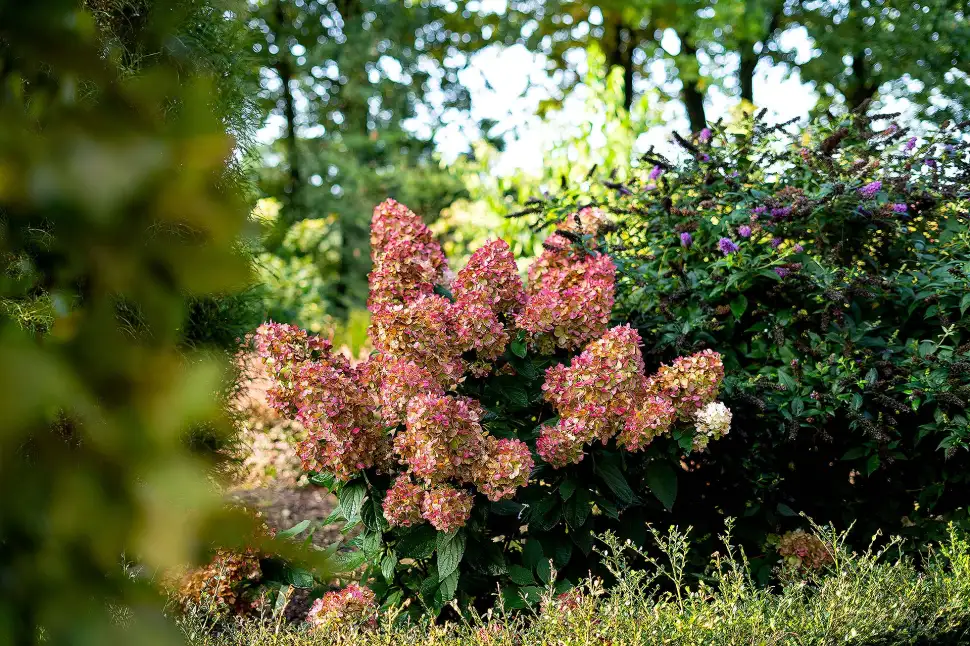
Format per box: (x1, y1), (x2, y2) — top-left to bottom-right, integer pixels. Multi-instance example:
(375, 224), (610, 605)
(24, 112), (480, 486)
(421, 484), (474, 532)
(472, 437), (534, 502)
(307, 583), (376, 629)
(370, 295), (463, 387)
(646, 349), (725, 419)
(394, 394), (487, 483)
(382, 476), (426, 528)
(451, 238), (525, 315)
(517, 250), (616, 354)
(367, 199), (447, 312)
(618, 394), (677, 452)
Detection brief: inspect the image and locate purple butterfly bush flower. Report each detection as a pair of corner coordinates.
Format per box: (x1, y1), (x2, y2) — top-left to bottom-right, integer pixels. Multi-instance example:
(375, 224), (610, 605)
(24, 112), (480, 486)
(680, 232), (693, 247)
(905, 136), (917, 151)
(858, 181), (882, 199)
(925, 158), (938, 168)
(718, 237), (739, 256)
(649, 165), (664, 180)
(794, 244), (804, 253)
(738, 225), (752, 238)
(753, 206), (767, 216)
(774, 267), (790, 278)
(771, 206), (792, 219)
(892, 203), (908, 213)
(771, 238), (783, 249)
(698, 128), (712, 143)
(700, 153), (711, 162)
(945, 144), (956, 154)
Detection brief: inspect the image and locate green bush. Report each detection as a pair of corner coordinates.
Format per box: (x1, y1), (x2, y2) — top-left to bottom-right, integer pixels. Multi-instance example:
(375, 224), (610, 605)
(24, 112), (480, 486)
(180, 523), (970, 645)
(524, 111), (970, 574)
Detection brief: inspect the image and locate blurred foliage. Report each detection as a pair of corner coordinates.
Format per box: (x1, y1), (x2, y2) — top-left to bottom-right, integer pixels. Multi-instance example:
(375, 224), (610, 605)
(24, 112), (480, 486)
(522, 108), (970, 576)
(471, 1), (970, 130)
(0, 1), (330, 644)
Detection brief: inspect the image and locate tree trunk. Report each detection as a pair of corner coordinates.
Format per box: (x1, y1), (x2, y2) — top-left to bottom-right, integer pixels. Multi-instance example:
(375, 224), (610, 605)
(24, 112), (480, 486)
(739, 47), (756, 104)
(676, 31), (707, 131)
(846, 50), (877, 111)
(274, 0), (301, 225)
(605, 20), (636, 112)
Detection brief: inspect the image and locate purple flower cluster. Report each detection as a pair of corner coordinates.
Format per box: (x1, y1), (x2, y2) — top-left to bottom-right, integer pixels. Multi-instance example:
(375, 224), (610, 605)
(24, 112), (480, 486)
(680, 232), (693, 247)
(718, 238), (739, 256)
(858, 181), (882, 199)
(738, 225), (752, 238)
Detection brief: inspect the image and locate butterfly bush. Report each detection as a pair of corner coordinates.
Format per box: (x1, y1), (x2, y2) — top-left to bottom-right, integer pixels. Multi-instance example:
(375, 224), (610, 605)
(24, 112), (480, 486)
(255, 198), (731, 617)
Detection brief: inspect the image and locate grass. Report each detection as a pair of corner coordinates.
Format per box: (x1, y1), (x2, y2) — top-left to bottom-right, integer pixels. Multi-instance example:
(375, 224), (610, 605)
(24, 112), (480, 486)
(177, 520), (970, 645)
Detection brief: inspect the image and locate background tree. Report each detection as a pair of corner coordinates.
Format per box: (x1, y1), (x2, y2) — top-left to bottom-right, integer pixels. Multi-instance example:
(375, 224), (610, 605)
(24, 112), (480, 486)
(247, 0), (480, 314)
(482, 0), (968, 131)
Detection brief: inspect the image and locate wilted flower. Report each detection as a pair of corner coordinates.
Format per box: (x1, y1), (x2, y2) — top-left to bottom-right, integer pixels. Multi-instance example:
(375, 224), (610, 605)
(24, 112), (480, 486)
(718, 238), (739, 255)
(777, 530), (833, 572)
(307, 583), (377, 629)
(378, 358), (443, 426)
(421, 484), (474, 532)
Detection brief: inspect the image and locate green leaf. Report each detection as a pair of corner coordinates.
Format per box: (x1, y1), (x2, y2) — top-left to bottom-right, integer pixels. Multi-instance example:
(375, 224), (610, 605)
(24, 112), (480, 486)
(559, 478), (577, 501)
(536, 558), (552, 585)
(508, 565), (536, 586)
(790, 398), (804, 417)
(523, 539), (544, 569)
(519, 586), (544, 605)
(841, 447), (867, 460)
(338, 482), (367, 524)
(396, 524), (437, 560)
(381, 552), (397, 582)
(277, 519), (310, 539)
(437, 529), (466, 580)
(282, 565), (314, 589)
(511, 340), (528, 358)
(593, 454), (635, 504)
(646, 462), (678, 511)
(866, 454), (881, 475)
(437, 570), (459, 603)
(309, 472), (335, 489)
(776, 503), (797, 517)
(730, 294), (748, 320)
(565, 487), (592, 528)
(960, 293), (970, 315)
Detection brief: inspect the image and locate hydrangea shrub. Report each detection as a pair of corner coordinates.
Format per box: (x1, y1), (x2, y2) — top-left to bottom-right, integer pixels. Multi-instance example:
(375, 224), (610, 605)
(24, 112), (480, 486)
(255, 199), (730, 616)
(521, 111), (970, 576)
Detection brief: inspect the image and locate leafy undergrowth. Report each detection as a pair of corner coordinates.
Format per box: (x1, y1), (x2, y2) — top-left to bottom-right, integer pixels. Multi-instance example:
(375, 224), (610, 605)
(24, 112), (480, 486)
(179, 523), (970, 646)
